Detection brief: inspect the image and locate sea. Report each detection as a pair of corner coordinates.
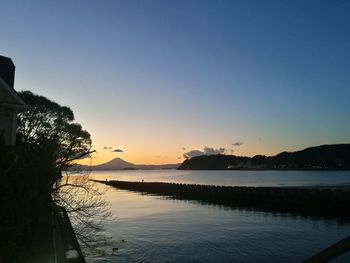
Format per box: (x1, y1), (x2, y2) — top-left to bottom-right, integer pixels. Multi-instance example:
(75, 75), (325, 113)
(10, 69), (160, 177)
(85, 170), (350, 262)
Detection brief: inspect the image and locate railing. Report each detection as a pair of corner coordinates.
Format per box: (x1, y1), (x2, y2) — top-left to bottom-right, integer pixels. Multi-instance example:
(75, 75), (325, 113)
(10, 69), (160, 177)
(304, 235), (350, 262)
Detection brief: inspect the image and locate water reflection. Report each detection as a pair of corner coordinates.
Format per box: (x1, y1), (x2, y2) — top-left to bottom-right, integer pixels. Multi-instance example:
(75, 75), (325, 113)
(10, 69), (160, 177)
(86, 186), (350, 263)
(145, 193), (350, 225)
(101, 182), (350, 224)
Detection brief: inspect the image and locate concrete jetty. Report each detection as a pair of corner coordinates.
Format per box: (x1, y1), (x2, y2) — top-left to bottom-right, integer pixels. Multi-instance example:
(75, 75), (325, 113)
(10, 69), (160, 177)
(93, 180), (350, 217)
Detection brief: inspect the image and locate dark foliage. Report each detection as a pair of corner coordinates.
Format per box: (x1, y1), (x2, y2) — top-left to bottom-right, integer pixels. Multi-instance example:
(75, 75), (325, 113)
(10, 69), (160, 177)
(0, 91), (93, 262)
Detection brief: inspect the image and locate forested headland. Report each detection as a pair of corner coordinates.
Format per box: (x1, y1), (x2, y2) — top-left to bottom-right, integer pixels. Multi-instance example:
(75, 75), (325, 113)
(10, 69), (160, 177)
(178, 144), (350, 170)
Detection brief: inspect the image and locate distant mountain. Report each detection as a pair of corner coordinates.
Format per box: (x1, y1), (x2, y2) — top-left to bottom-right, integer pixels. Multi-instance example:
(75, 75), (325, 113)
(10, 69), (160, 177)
(75, 157), (180, 170)
(92, 158), (136, 170)
(178, 144), (350, 170)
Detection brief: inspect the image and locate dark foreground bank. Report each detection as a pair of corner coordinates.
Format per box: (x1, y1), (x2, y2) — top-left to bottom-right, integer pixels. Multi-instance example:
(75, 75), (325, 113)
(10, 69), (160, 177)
(10, 203), (86, 263)
(93, 179), (350, 218)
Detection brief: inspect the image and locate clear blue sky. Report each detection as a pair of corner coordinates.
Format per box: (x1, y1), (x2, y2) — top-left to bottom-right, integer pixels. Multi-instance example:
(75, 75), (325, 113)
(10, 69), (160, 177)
(1, 0), (349, 164)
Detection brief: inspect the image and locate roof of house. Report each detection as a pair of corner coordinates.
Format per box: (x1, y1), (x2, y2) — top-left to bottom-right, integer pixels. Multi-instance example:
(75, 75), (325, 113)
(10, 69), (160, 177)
(0, 77), (27, 109)
(0, 55), (27, 110)
(0, 55), (15, 89)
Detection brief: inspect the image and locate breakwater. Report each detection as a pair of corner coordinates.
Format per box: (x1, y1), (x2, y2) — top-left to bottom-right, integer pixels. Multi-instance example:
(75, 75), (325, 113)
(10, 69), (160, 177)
(93, 180), (350, 217)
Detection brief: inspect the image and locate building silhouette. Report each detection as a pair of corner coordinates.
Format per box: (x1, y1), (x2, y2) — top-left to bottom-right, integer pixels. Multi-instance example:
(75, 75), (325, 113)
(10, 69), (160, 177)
(0, 55), (27, 145)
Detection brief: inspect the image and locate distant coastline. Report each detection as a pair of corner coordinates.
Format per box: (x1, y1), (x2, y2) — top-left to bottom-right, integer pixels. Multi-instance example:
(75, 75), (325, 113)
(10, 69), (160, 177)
(178, 144), (350, 170)
(72, 144), (350, 171)
(74, 157), (180, 171)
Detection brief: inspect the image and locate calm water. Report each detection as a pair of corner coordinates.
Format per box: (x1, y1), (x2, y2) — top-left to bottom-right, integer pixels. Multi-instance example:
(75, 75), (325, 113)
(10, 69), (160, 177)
(86, 170), (350, 262)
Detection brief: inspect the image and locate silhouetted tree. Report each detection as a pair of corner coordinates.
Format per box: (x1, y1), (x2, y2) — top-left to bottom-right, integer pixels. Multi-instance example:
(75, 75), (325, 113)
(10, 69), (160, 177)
(54, 175), (111, 251)
(17, 91), (93, 178)
(0, 91), (110, 260)
(17, 91), (112, 249)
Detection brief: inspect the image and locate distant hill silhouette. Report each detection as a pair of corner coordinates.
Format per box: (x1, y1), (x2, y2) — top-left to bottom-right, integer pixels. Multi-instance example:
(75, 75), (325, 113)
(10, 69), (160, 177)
(76, 157), (180, 170)
(178, 144), (350, 170)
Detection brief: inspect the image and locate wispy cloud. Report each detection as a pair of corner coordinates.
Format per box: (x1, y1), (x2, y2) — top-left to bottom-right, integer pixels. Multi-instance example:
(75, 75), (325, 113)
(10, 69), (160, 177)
(183, 147), (226, 159)
(183, 150), (204, 159)
(203, 147), (226, 155)
(232, 141), (243, 146)
(111, 149), (124, 153)
(103, 146), (113, 150)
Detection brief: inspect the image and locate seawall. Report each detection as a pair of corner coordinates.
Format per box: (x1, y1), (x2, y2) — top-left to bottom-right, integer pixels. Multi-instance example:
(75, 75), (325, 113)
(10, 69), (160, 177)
(93, 180), (350, 217)
(15, 203), (86, 263)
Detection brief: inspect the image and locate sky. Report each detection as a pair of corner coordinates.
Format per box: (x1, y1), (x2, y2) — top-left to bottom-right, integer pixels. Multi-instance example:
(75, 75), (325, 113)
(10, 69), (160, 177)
(1, 0), (349, 165)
